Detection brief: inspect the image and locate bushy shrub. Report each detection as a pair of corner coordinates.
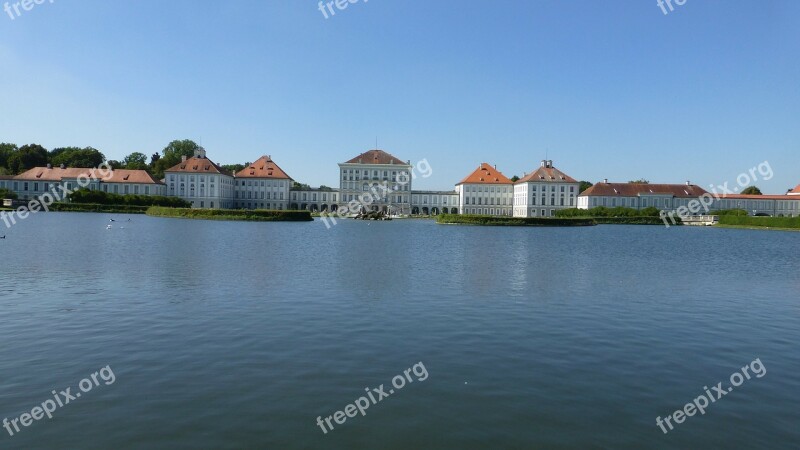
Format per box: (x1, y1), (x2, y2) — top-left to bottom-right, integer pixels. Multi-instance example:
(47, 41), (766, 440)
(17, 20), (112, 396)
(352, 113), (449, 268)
(69, 189), (190, 207)
(709, 209), (749, 216)
(0, 188), (18, 200)
(556, 206), (661, 218)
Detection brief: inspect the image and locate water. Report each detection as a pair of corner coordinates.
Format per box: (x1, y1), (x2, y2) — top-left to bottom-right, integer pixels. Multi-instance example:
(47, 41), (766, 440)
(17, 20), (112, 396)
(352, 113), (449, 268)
(1, 213), (798, 449)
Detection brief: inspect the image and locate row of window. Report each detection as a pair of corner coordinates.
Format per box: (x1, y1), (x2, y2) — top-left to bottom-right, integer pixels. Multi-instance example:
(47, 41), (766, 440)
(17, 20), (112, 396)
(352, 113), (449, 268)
(236, 191), (285, 200)
(463, 185), (512, 194)
(410, 196), (458, 205)
(516, 185), (577, 193)
(291, 193), (338, 202)
(9, 181), (159, 196)
(341, 194), (408, 203)
(463, 208), (513, 216)
(464, 197), (510, 206)
(168, 175), (234, 185)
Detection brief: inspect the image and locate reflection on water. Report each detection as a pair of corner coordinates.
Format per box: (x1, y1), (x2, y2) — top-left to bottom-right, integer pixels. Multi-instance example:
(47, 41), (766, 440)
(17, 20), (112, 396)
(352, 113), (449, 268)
(0, 213), (798, 449)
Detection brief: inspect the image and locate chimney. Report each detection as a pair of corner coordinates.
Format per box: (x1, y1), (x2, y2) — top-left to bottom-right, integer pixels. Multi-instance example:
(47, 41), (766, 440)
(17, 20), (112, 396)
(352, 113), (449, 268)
(603, 178), (608, 184)
(47, 163), (52, 169)
(541, 160), (546, 168)
(548, 160), (553, 168)
(182, 155), (187, 163)
(60, 163), (66, 169)
(686, 181), (691, 186)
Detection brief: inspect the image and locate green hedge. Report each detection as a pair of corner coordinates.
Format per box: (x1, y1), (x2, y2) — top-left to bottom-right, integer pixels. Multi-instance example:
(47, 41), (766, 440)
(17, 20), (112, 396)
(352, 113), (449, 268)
(718, 215), (800, 229)
(436, 214), (595, 227)
(709, 209), (749, 216)
(556, 206), (662, 218)
(0, 188), (18, 200)
(146, 207), (313, 222)
(69, 189), (190, 208)
(49, 203), (149, 213)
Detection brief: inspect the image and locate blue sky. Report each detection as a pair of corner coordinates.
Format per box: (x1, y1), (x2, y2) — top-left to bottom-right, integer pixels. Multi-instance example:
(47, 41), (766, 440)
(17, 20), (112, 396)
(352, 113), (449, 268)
(1, 0), (798, 192)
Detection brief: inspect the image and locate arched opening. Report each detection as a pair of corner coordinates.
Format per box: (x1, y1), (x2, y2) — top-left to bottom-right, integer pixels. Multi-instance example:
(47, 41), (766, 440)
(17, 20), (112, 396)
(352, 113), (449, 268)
(301, 203), (308, 210)
(412, 207), (420, 215)
(431, 207), (439, 215)
(311, 204), (319, 212)
(331, 204), (338, 212)
(422, 207), (429, 215)
(290, 203), (299, 210)
(321, 204), (329, 212)
(450, 208), (458, 214)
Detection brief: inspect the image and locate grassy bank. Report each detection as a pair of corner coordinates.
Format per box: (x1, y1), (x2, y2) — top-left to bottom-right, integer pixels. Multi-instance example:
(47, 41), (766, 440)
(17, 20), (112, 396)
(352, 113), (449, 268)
(717, 215), (800, 231)
(436, 214), (595, 227)
(146, 206), (313, 222)
(49, 203), (149, 214)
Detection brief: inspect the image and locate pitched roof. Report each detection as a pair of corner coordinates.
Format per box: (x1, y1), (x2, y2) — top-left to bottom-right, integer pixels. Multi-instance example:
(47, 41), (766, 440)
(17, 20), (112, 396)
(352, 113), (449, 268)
(165, 156), (232, 176)
(236, 155), (292, 180)
(789, 184), (800, 195)
(344, 149), (408, 166)
(14, 167), (162, 184)
(516, 165), (577, 184)
(457, 163), (513, 185)
(581, 182), (710, 198)
(100, 169), (163, 184)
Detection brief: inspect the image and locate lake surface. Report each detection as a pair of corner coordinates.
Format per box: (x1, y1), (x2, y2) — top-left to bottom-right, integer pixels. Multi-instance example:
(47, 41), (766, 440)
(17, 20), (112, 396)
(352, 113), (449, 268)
(1, 213), (798, 449)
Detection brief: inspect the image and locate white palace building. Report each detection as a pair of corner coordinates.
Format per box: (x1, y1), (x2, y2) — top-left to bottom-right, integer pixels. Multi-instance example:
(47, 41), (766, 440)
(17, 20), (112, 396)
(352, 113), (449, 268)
(3, 147), (800, 218)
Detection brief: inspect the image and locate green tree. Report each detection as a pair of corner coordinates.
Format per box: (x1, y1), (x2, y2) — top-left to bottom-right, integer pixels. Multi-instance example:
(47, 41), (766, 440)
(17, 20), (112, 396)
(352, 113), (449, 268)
(222, 163), (247, 173)
(629, 179), (650, 184)
(292, 181), (311, 190)
(0, 143), (17, 171)
(741, 186), (762, 195)
(579, 181), (593, 193)
(123, 152), (149, 170)
(49, 147), (105, 168)
(151, 139), (200, 179)
(7, 144), (49, 174)
(510, 175), (520, 182)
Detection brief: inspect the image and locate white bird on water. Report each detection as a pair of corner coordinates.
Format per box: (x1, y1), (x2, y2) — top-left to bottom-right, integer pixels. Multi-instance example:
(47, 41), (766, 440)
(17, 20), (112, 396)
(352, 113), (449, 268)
(106, 225), (112, 230)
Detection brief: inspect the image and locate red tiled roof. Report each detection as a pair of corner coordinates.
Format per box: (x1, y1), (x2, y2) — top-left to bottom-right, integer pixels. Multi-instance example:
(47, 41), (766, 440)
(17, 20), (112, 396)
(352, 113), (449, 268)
(581, 182), (710, 198)
(166, 156), (232, 176)
(14, 167), (162, 184)
(345, 149), (408, 165)
(790, 184), (800, 195)
(516, 165), (577, 184)
(457, 163), (513, 185)
(236, 155), (292, 180)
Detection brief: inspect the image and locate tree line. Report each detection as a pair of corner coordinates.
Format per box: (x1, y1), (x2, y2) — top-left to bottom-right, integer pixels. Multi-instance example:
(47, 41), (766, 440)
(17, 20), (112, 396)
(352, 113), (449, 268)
(0, 139), (249, 181)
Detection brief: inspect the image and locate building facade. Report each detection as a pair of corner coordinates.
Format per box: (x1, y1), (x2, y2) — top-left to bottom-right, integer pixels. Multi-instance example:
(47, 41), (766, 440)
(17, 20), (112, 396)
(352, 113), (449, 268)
(713, 194), (800, 217)
(338, 150), (413, 215)
(513, 160), (580, 217)
(234, 156), (292, 210)
(411, 191), (459, 215)
(456, 163), (514, 216)
(7, 165), (165, 201)
(290, 188), (340, 212)
(165, 149), (235, 209)
(578, 181), (711, 212)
